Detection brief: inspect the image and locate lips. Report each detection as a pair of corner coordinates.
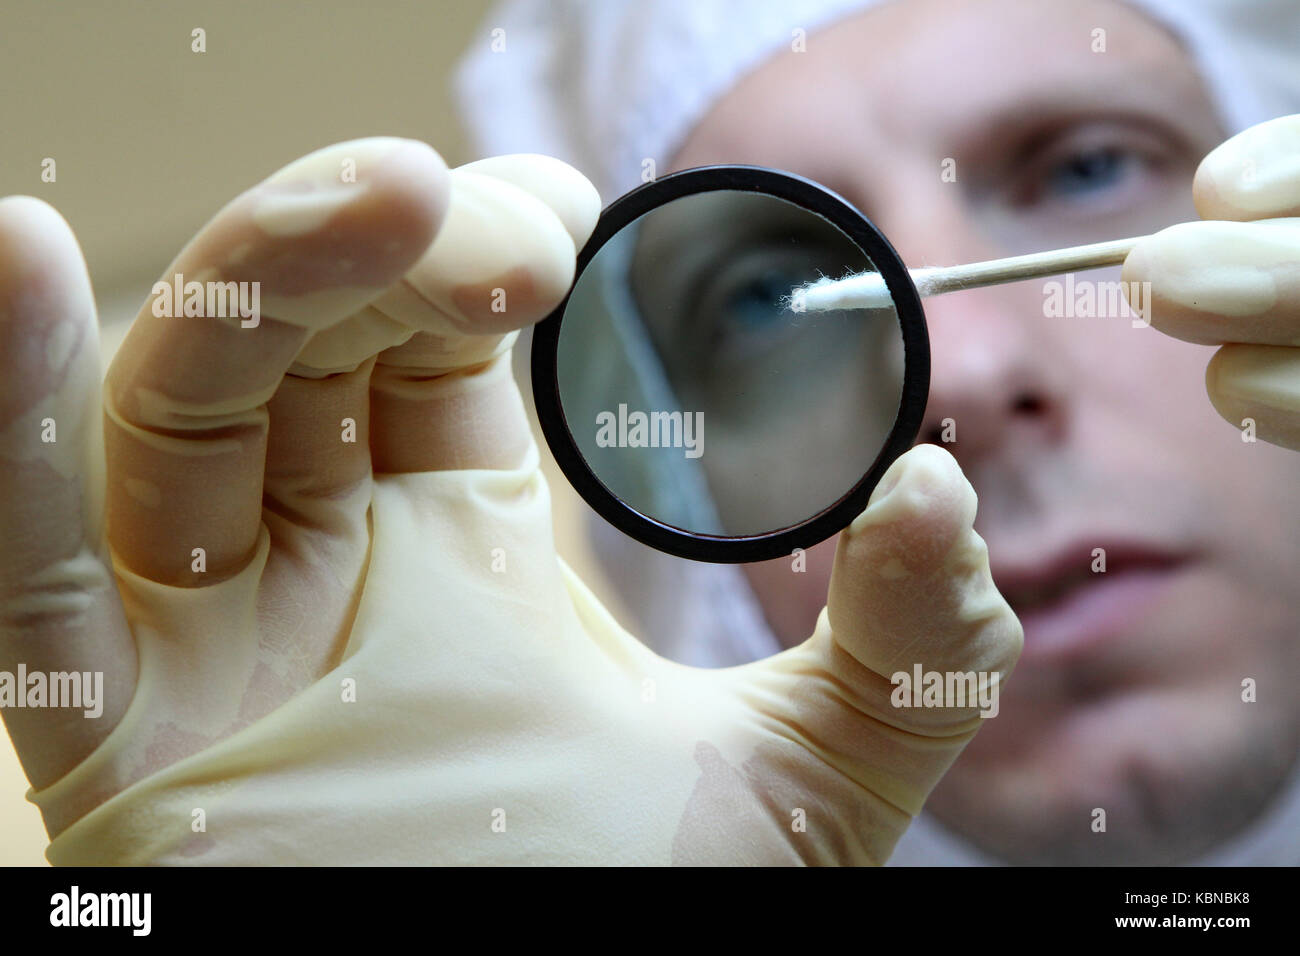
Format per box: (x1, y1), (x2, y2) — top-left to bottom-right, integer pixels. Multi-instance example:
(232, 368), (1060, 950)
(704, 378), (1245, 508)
(991, 540), (1193, 660)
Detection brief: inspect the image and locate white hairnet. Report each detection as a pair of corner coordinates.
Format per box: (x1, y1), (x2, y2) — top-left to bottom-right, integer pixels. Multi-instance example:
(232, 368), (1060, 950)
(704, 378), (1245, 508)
(455, 0), (1300, 202)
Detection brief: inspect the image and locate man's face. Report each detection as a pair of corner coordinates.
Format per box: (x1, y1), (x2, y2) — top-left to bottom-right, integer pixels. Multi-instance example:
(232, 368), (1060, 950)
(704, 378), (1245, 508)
(668, 0), (1300, 863)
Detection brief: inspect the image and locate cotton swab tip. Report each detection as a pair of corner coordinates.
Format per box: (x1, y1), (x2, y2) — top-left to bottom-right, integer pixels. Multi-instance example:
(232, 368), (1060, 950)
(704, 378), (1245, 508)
(789, 272), (893, 312)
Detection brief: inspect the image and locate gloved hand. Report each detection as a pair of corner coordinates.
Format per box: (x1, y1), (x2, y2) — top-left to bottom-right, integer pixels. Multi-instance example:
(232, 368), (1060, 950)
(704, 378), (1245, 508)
(1124, 113), (1300, 451)
(0, 139), (1021, 865)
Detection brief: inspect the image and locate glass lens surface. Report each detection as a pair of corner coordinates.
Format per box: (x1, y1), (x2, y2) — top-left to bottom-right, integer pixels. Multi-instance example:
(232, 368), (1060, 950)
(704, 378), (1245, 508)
(556, 189), (904, 537)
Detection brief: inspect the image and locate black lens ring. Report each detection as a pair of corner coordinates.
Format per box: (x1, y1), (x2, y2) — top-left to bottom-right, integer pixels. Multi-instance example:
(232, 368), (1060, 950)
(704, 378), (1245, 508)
(531, 165), (929, 564)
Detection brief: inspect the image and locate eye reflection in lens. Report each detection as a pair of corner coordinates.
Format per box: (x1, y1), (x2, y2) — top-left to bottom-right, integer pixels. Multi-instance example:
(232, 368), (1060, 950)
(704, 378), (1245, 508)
(556, 188), (906, 539)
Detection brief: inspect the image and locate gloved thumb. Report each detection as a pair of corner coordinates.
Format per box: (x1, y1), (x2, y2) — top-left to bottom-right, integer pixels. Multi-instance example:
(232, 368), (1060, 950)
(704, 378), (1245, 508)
(734, 444), (1021, 862)
(826, 443), (1022, 709)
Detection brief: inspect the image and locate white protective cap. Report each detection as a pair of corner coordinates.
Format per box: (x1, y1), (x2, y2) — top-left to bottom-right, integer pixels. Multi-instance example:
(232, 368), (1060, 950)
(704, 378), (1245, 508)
(455, 0), (1300, 203)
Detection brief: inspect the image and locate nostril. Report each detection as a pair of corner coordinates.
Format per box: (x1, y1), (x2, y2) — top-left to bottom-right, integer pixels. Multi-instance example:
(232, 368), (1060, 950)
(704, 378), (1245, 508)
(1012, 392), (1045, 416)
(918, 424), (945, 446)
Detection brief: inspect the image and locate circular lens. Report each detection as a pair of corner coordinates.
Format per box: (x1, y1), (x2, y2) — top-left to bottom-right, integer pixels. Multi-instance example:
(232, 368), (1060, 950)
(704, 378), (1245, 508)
(532, 166), (928, 563)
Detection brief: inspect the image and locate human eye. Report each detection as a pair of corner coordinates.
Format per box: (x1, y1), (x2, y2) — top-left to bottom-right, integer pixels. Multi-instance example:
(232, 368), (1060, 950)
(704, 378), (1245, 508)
(1043, 144), (1135, 198)
(693, 246), (822, 365)
(1004, 120), (1177, 216)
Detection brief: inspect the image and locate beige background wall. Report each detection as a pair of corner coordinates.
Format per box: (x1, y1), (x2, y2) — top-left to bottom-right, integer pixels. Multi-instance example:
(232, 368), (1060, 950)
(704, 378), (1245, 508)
(1, 0), (627, 866)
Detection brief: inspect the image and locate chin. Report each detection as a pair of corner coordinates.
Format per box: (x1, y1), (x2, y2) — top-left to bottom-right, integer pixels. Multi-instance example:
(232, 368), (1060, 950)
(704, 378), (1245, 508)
(926, 679), (1298, 864)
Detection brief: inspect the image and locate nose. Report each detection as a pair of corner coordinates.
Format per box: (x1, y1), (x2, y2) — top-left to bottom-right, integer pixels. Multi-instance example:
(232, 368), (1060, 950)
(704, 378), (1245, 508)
(916, 289), (1066, 460)
(883, 208), (1068, 463)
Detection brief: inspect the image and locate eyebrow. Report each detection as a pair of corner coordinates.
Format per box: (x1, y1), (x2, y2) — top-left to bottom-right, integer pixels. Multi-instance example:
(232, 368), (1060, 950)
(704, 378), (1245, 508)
(633, 197), (820, 308)
(940, 67), (1221, 170)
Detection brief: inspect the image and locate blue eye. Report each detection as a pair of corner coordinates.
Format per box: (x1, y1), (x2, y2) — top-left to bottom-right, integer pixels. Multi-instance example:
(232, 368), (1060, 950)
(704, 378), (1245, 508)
(689, 245), (858, 367)
(1045, 147), (1130, 198)
(719, 272), (796, 332)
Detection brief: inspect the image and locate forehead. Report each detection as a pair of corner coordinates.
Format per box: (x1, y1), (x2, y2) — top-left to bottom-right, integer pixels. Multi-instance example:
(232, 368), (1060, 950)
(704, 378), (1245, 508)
(670, 0), (1214, 173)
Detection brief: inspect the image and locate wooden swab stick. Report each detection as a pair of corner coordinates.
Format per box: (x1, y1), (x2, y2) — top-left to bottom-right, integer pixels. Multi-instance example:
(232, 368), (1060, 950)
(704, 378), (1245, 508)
(794, 235), (1145, 311)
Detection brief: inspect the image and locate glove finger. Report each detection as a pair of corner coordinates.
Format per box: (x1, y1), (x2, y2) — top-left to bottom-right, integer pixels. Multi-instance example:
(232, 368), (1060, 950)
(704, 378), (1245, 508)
(734, 445), (1021, 860)
(1120, 218), (1300, 346)
(457, 153), (603, 248)
(369, 156), (600, 474)
(260, 356), (377, 558)
(0, 197), (136, 787)
(1194, 114), (1300, 221)
(1205, 343), (1300, 450)
(103, 138), (447, 585)
(827, 444), (1021, 716)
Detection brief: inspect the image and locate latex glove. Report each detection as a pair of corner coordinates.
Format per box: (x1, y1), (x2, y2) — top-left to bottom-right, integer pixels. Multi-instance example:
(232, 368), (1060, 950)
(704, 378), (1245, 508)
(1123, 113), (1300, 451)
(0, 139), (1021, 865)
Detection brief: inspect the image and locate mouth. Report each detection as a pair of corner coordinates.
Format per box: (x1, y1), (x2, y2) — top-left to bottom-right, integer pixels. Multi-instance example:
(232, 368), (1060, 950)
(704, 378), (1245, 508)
(992, 541), (1192, 662)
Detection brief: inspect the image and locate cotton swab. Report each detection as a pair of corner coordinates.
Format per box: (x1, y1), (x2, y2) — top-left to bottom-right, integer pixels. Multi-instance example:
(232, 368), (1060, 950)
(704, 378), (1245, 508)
(792, 235), (1144, 311)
